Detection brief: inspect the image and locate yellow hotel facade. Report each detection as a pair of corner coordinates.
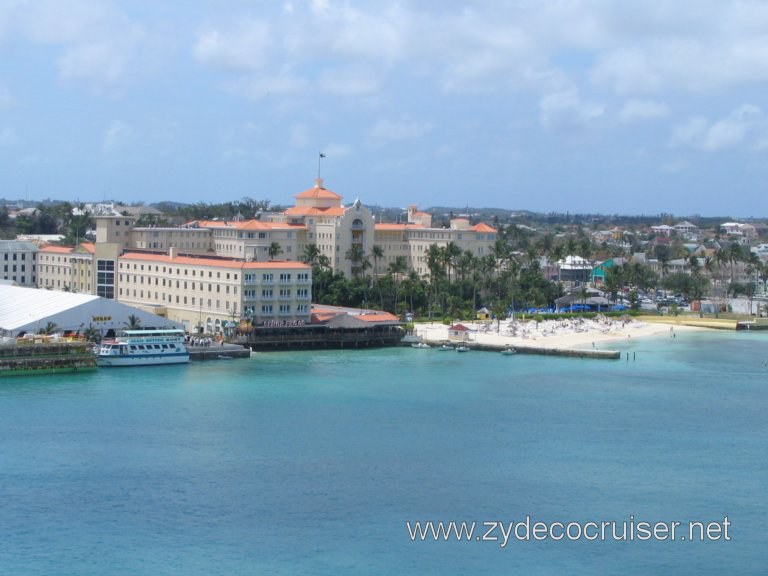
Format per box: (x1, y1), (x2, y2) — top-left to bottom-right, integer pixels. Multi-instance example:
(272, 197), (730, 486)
(117, 251), (311, 333)
(37, 179), (496, 331)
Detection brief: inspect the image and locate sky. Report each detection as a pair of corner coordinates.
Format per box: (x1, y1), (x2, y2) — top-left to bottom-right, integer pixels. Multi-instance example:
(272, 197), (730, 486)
(1, 0), (768, 216)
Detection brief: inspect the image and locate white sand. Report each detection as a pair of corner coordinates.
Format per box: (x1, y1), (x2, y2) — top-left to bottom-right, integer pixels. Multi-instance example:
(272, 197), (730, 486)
(413, 316), (703, 351)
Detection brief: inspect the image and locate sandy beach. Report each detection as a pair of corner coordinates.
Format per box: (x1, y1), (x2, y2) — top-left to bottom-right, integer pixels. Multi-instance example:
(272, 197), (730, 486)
(412, 316), (705, 353)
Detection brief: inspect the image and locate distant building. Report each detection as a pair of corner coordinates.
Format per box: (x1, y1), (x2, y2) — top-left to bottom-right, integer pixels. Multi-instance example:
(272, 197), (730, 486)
(35, 179), (497, 332)
(117, 251), (312, 333)
(0, 240), (37, 287)
(721, 222), (756, 241)
(93, 179), (497, 279)
(674, 221), (700, 238)
(557, 255), (592, 283)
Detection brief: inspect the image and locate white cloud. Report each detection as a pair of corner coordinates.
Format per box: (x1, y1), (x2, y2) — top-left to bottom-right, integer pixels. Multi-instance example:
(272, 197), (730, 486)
(194, 19), (271, 71)
(9, 0), (166, 93)
(619, 99), (670, 122)
(669, 105), (768, 151)
(185, 2), (768, 104)
(316, 67), (380, 96)
(227, 72), (308, 101)
(370, 117), (433, 141)
(591, 49), (662, 94)
(539, 90), (604, 137)
(102, 121), (134, 154)
(321, 143), (352, 158)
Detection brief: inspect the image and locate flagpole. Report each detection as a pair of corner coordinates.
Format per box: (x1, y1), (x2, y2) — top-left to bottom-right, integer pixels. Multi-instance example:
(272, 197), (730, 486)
(318, 152), (325, 180)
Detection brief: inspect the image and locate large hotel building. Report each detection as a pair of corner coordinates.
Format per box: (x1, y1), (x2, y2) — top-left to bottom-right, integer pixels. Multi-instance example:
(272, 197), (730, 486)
(37, 180), (497, 331)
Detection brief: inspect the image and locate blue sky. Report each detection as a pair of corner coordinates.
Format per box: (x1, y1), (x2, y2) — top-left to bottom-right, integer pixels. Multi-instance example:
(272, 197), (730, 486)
(2, 0), (768, 216)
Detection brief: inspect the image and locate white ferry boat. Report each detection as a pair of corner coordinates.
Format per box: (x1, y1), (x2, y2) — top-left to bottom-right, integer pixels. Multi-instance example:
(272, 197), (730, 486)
(97, 329), (189, 367)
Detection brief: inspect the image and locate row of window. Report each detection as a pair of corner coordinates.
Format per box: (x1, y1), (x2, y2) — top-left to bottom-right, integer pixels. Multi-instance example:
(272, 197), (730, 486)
(259, 304), (308, 314)
(3, 253), (34, 260)
(2, 275), (33, 284)
(120, 276), (240, 295)
(243, 288), (309, 299)
(118, 263), (239, 280)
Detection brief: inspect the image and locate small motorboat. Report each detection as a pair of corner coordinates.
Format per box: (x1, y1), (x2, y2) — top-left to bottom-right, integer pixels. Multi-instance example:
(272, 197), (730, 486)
(437, 344), (453, 351)
(501, 347), (517, 355)
(411, 342), (431, 349)
(456, 345), (470, 352)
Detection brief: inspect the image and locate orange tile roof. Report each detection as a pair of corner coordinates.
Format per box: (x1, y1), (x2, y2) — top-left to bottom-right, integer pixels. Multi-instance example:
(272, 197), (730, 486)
(294, 184), (342, 200)
(119, 252), (311, 270)
(374, 223), (426, 231)
(79, 242), (96, 254)
(39, 245), (74, 253)
(284, 206), (346, 217)
(188, 219), (303, 231)
(358, 312), (399, 323)
(311, 305), (399, 323)
(311, 311), (339, 323)
(468, 223), (497, 233)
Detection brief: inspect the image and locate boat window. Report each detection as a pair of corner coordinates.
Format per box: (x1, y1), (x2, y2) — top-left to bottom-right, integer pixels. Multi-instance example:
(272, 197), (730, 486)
(130, 345), (137, 350)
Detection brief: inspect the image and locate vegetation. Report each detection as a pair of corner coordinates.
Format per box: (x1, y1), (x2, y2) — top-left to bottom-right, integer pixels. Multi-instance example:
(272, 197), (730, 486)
(3, 197), (766, 319)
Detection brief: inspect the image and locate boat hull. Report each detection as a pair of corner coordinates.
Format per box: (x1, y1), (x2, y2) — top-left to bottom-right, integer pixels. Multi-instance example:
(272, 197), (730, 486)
(0, 364), (98, 377)
(98, 353), (189, 367)
(1, 339), (98, 376)
(97, 328), (190, 367)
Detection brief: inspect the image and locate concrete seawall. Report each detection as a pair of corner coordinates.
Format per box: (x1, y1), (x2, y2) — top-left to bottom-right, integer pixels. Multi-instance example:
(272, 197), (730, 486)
(188, 343), (251, 360)
(414, 341), (621, 360)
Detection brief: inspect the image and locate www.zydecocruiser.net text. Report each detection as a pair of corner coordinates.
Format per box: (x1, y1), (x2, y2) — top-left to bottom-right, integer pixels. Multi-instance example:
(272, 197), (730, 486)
(406, 516), (731, 547)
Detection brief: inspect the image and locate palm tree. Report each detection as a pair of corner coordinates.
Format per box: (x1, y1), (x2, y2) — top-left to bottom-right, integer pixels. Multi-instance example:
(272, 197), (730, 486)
(38, 321), (58, 335)
(443, 241), (462, 285)
(345, 244), (366, 278)
(549, 242), (566, 293)
(370, 245), (384, 276)
(402, 270), (424, 315)
(370, 245), (385, 310)
(125, 314), (142, 329)
(268, 242), (283, 260)
(83, 324), (102, 344)
(387, 255), (408, 313)
(426, 244), (444, 318)
(302, 243), (320, 266)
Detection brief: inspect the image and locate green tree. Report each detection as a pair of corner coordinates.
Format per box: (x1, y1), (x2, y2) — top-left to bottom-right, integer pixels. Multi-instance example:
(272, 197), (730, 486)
(387, 255), (408, 313)
(38, 321), (59, 335)
(268, 242), (283, 260)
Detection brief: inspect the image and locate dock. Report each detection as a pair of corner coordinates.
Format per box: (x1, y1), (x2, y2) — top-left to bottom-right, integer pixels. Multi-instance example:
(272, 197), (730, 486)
(187, 342), (251, 360)
(413, 340), (620, 359)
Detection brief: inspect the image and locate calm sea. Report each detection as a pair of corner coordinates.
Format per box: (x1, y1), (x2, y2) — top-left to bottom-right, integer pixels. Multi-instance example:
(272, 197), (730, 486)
(0, 330), (766, 575)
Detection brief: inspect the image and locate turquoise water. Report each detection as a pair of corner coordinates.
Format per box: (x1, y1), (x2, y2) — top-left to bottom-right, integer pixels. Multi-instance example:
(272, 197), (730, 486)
(1, 331), (766, 575)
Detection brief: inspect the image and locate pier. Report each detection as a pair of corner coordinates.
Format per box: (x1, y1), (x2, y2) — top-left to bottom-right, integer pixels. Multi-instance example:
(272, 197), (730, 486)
(188, 342), (251, 360)
(412, 340), (620, 360)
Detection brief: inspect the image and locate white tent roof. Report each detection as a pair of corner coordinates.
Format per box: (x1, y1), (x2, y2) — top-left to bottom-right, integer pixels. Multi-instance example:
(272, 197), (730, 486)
(0, 285), (182, 335)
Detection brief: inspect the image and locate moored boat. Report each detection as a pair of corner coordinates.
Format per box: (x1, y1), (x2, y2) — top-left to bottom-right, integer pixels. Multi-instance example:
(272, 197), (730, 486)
(97, 329), (189, 367)
(0, 336), (97, 376)
(456, 345), (470, 352)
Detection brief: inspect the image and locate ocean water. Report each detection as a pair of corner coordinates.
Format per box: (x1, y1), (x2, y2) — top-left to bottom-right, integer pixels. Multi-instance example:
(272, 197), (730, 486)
(0, 331), (766, 575)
